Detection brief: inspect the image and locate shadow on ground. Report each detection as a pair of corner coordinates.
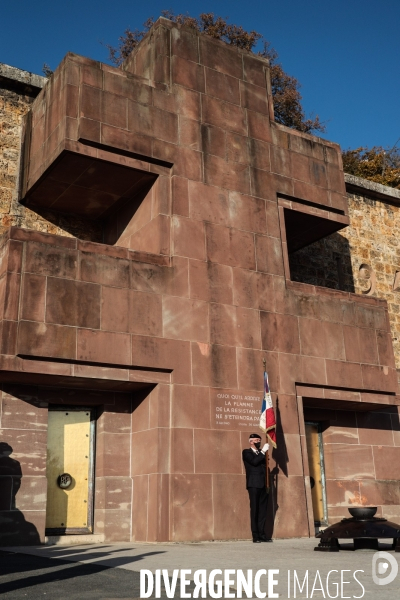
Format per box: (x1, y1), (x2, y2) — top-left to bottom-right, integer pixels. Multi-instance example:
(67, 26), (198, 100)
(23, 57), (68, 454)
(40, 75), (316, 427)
(0, 549), (166, 599)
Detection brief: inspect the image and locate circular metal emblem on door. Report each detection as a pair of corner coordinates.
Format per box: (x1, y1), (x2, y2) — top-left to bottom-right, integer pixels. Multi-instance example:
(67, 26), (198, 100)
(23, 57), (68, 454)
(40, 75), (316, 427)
(58, 473), (73, 489)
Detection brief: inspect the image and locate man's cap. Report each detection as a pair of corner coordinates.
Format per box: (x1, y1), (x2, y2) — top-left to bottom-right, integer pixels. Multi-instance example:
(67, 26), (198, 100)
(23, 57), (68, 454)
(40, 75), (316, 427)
(249, 433), (262, 440)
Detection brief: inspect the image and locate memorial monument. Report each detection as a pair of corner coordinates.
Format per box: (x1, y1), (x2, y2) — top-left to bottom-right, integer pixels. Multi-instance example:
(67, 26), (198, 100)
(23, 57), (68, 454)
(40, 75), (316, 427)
(0, 18), (399, 545)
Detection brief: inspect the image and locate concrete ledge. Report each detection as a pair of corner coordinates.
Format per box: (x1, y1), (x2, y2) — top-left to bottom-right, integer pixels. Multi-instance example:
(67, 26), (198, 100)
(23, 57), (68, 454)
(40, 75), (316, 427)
(45, 534), (105, 546)
(345, 173), (400, 203)
(0, 62), (47, 94)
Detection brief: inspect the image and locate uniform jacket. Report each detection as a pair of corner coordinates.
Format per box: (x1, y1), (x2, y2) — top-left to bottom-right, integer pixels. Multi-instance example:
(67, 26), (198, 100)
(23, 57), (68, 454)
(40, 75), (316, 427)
(242, 448), (266, 489)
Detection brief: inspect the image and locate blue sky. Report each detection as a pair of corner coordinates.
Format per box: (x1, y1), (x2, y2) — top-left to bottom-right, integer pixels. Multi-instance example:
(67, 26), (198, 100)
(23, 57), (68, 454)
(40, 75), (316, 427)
(2, 0), (399, 151)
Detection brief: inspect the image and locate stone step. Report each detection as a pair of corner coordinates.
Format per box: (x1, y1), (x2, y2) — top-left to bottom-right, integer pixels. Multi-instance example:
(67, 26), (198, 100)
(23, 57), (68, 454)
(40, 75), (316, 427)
(45, 534), (105, 546)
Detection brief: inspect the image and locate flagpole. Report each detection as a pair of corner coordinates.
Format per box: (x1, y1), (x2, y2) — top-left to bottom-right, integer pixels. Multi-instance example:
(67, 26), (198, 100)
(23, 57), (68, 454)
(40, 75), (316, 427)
(263, 358), (270, 492)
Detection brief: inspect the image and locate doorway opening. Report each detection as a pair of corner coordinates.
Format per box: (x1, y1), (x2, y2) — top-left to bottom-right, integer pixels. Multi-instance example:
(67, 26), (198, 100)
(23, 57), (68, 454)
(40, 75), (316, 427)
(305, 421), (328, 530)
(45, 407), (95, 535)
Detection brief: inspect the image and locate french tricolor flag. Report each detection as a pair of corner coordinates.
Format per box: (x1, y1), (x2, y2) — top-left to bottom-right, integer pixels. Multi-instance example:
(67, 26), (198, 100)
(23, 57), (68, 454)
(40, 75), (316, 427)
(259, 371), (277, 448)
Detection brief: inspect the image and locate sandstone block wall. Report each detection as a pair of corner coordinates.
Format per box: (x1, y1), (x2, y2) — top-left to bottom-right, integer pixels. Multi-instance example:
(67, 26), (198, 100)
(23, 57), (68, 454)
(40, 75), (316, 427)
(0, 19), (399, 544)
(0, 64), (102, 241)
(290, 181), (400, 369)
(303, 402), (400, 525)
(0, 384), (134, 544)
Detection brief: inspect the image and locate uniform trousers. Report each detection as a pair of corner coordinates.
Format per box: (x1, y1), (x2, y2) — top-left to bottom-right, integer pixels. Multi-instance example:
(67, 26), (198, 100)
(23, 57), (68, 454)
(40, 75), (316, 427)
(247, 486), (268, 539)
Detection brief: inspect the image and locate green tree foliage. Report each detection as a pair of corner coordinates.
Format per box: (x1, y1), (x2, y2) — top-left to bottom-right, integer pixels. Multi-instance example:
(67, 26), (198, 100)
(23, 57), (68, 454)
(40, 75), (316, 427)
(107, 11), (325, 135)
(342, 146), (400, 189)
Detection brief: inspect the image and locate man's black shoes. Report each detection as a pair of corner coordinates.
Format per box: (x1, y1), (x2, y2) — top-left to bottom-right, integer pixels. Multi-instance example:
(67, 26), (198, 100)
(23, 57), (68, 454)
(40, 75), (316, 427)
(253, 538), (262, 543)
(260, 537), (273, 542)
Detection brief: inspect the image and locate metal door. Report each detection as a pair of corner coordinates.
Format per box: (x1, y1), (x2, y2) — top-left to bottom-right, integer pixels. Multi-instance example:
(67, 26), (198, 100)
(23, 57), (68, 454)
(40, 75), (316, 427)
(305, 421), (328, 526)
(45, 408), (95, 534)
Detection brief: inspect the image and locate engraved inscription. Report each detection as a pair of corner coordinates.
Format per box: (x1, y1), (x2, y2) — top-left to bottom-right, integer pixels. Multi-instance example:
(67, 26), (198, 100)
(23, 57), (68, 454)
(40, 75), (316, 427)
(211, 389), (262, 430)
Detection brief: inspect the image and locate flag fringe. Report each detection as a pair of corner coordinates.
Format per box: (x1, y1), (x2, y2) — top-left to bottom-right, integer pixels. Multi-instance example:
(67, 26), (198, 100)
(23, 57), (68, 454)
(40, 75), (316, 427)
(259, 426), (277, 448)
(266, 429), (277, 449)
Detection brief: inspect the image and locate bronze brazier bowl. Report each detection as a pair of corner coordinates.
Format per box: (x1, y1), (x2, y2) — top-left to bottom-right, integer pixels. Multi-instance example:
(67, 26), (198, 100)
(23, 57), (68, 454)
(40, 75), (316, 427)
(315, 507), (400, 552)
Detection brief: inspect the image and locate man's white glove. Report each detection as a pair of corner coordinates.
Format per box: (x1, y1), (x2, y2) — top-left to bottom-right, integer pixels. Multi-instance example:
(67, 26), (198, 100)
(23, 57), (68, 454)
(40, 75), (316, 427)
(261, 443), (269, 453)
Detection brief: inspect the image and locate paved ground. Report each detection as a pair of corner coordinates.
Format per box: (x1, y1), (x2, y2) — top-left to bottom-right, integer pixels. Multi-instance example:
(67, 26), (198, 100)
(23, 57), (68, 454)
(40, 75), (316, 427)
(1, 539), (400, 598)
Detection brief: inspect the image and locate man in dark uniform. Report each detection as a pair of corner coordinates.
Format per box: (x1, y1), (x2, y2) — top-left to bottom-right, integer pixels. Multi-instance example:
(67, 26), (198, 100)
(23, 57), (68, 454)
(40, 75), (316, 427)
(242, 433), (271, 543)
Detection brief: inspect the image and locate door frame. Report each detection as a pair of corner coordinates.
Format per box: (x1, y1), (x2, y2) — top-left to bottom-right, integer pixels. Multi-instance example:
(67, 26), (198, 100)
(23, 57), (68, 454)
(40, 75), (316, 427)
(304, 420), (328, 527)
(45, 406), (96, 536)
